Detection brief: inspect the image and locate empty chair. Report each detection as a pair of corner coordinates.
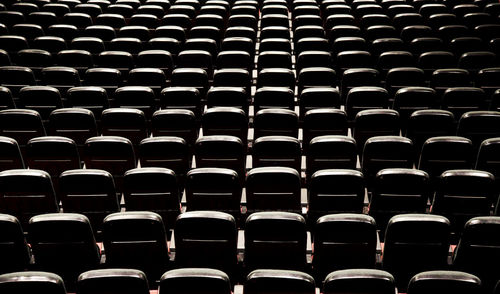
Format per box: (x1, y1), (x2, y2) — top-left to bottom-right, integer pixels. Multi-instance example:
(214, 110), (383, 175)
(159, 269), (231, 294)
(47, 108), (98, 152)
(103, 211), (169, 282)
(377, 51), (415, 77)
(441, 88), (487, 120)
(418, 137), (474, 180)
(432, 170), (496, 234)
(246, 167), (301, 214)
(306, 135), (357, 176)
(308, 170), (365, 224)
(336, 51), (373, 74)
(0, 169), (58, 227)
(449, 37), (485, 57)
(123, 167), (180, 228)
(18, 86), (62, 121)
(382, 214), (451, 290)
(370, 169), (430, 229)
(0, 272), (66, 294)
(453, 216), (500, 290)
(407, 271), (482, 294)
(57, 50), (93, 76)
(244, 212), (307, 271)
(137, 50), (173, 77)
(0, 109), (45, 151)
(297, 67), (337, 94)
(84, 68), (122, 97)
(476, 138), (500, 184)
(458, 51), (497, 76)
(84, 136), (136, 191)
(0, 137), (24, 171)
(98, 51), (134, 76)
(245, 269), (315, 294)
(151, 109), (198, 147)
(195, 135), (246, 178)
(127, 69), (166, 99)
(71, 38), (105, 55)
(406, 110), (455, 155)
(323, 269), (396, 294)
(171, 68), (209, 99)
(259, 38), (292, 53)
(362, 136), (414, 186)
(26, 136), (80, 187)
(345, 87), (389, 122)
(0, 214), (30, 274)
(299, 87), (341, 118)
(0, 66), (36, 97)
(66, 87), (108, 120)
(41, 67), (80, 97)
(16, 49), (53, 79)
(430, 69), (471, 98)
(203, 107), (247, 139)
(254, 87), (294, 113)
(253, 109), (299, 139)
(101, 108), (148, 146)
(185, 168), (241, 217)
(385, 67), (426, 98)
(340, 68), (380, 103)
(160, 87), (201, 119)
(392, 87), (436, 129)
(28, 213), (100, 290)
(457, 111), (500, 151)
(257, 68), (295, 89)
(353, 109), (400, 152)
(59, 169), (119, 232)
(206, 87), (249, 114)
(84, 25), (117, 42)
(213, 69), (251, 95)
(313, 214), (377, 280)
(476, 68), (500, 99)
(216, 51), (252, 72)
(252, 136), (301, 171)
(77, 269), (150, 294)
(174, 211), (238, 276)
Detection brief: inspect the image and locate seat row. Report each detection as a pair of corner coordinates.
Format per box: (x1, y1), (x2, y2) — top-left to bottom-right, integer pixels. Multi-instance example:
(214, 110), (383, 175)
(2, 210), (500, 291)
(0, 268), (492, 294)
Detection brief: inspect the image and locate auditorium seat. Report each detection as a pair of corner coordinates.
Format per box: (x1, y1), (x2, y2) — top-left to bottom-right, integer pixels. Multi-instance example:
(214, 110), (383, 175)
(28, 213), (101, 290)
(0, 214), (30, 274)
(392, 87), (436, 130)
(123, 167), (181, 229)
(418, 136), (474, 180)
(441, 87), (487, 120)
(59, 169), (119, 233)
(306, 135), (357, 176)
(456, 111), (500, 151)
(0, 136), (24, 171)
(369, 168), (430, 230)
(253, 109), (299, 139)
(254, 87), (294, 113)
(0, 271), (67, 294)
(159, 268), (232, 294)
(308, 169), (365, 224)
(453, 216), (500, 291)
(174, 211), (237, 277)
(313, 214), (377, 280)
(245, 269), (315, 294)
(84, 136), (136, 190)
(252, 136), (301, 171)
(382, 214), (451, 290)
(160, 87), (202, 119)
(405, 110), (455, 156)
(103, 211), (169, 284)
(323, 269), (396, 294)
(202, 107), (248, 144)
(244, 212), (307, 272)
(77, 269), (150, 294)
(206, 87), (249, 114)
(151, 109), (198, 147)
(18, 86), (62, 121)
(361, 136), (414, 186)
(246, 167), (301, 214)
(407, 271), (482, 294)
(432, 169), (496, 236)
(195, 135), (246, 178)
(185, 168), (241, 217)
(353, 109), (400, 153)
(101, 108), (148, 146)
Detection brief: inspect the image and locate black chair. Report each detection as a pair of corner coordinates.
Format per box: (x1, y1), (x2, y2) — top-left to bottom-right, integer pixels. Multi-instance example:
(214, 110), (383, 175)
(174, 211), (238, 278)
(245, 269), (315, 294)
(323, 269), (396, 294)
(77, 269), (150, 294)
(0, 214), (31, 274)
(252, 136), (301, 172)
(306, 135), (357, 176)
(313, 214), (377, 280)
(407, 271), (482, 294)
(102, 211), (169, 283)
(382, 214), (451, 290)
(0, 272), (67, 294)
(28, 213), (100, 290)
(246, 167), (301, 214)
(0, 137), (24, 171)
(244, 212), (307, 272)
(159, 268), (231, 294)
(123, 167), (181, 229)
